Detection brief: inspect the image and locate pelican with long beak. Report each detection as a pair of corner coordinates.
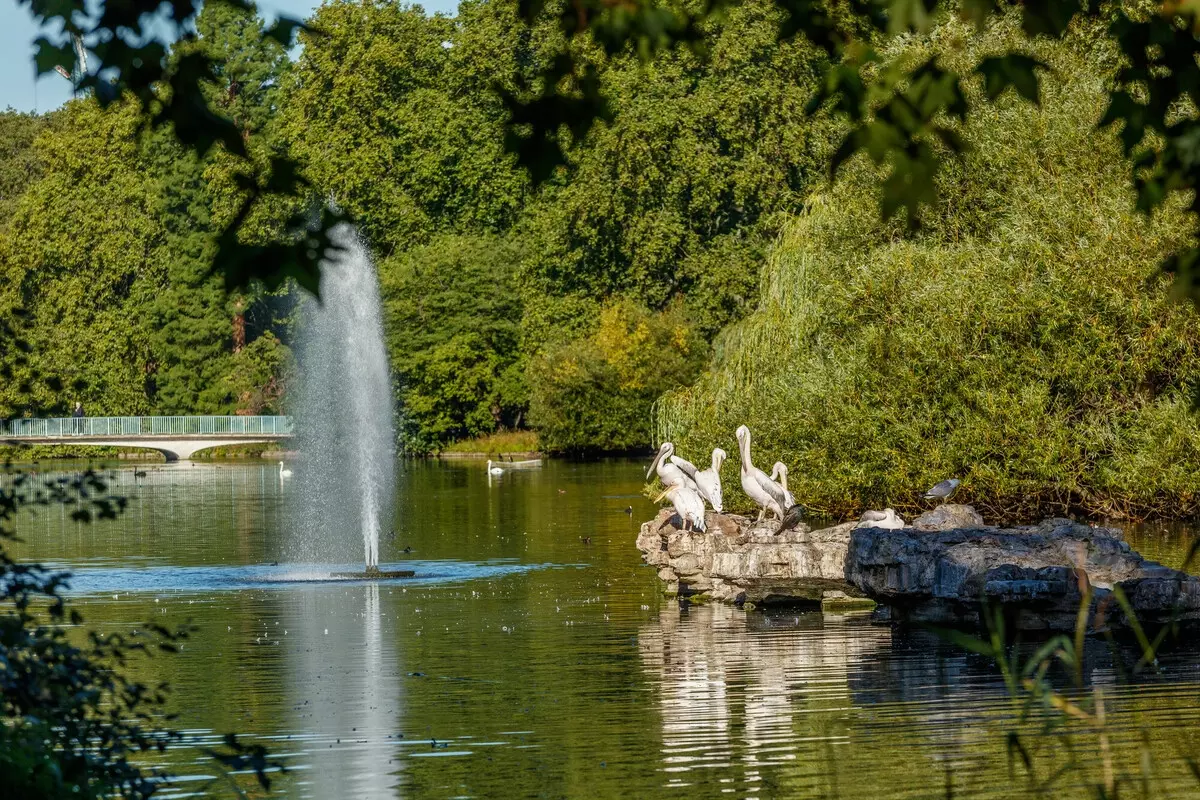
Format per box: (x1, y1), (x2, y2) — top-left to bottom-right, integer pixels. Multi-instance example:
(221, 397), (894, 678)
(769, 462), (796, 508)
(647, 442), (696, 491)
(734, 426), (789, 523)
(670, 448), (726, 512)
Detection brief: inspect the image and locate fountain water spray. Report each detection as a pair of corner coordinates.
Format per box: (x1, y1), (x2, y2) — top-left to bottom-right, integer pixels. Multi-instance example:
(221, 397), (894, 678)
(289, 226), (396, 570)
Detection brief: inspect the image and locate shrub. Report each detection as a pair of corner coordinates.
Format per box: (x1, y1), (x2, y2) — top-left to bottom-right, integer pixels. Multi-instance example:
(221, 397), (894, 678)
(531, 299), (705, 453)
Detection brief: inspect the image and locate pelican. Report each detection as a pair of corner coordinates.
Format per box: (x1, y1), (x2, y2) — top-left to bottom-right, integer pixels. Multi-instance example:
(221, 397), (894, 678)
(856, 508), (906, 529)
(646, 442), (697, 492)
(669, 448), (726, 512)
(487, 460), (504, 476)
(769, 461), (805, 532)
(924, 478), (961, 503)
(769, 462), (797, 508)
(660, 483), (707, 532)
(278, 461), (293, 479)
(734, 425), (789, 523)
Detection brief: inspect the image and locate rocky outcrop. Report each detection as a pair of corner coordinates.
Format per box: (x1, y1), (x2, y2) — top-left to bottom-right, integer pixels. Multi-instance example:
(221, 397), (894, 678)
(910, 504), (984, 531)
(847, 518), (1200, 630)
(638, 506), (1200, 630)
(636, 508), (865, 605)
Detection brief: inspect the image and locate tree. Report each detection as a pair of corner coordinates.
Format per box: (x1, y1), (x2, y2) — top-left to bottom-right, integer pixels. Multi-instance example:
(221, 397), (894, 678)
(529, 298), (705, 452)
(0, 100), (165, 417)
(280, 0), (529, 252)
(380, 234), (525, 450)
(0, 111), (51, 234)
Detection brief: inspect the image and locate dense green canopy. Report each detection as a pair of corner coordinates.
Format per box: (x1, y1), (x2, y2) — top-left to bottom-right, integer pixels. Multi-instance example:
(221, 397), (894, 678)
(0, 3), (290, 418)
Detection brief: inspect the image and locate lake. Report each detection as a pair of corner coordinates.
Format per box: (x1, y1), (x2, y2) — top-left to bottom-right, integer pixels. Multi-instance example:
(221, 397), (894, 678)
(9, 459), (1200, 799)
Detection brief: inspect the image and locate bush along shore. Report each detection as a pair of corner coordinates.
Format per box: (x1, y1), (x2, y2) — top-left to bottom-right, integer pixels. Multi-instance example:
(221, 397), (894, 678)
(655, 18), (1200, 521)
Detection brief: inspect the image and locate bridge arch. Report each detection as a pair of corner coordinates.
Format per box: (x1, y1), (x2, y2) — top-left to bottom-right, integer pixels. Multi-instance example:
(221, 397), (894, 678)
(0, 416), (294, 462)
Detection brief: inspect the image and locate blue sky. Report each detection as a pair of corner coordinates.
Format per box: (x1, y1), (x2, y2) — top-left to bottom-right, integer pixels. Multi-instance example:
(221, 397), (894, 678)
(2, 0), (459, 113)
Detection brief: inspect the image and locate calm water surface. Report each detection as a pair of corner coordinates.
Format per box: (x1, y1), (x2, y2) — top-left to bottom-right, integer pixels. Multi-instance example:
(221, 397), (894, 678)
(11, 460), (1200, 799)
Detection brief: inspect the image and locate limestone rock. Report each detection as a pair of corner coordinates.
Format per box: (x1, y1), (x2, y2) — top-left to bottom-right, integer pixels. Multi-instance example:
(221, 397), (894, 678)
(637, 512), (865, 605)
(911, 504), (985, 531)
(845, 518), (1200, 631)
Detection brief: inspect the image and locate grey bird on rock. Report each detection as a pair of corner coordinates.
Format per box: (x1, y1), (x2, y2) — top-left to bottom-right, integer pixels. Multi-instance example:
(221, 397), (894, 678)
(923, 478), (961, 504)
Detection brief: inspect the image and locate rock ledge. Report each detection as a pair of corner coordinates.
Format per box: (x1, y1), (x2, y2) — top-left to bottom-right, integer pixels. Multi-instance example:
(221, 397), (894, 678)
(637, 507), (1200, 630)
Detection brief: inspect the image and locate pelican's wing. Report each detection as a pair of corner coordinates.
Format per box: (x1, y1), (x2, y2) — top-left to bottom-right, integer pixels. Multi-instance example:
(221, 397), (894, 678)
(669, 455), (700, 481)
(698, 470), (723, 512)
(751, 469), (788, 510)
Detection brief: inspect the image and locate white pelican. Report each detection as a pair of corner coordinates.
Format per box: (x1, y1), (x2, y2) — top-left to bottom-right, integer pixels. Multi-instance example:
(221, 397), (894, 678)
(670, 448), (726, 512)
(278, 461), (293, 479)
(646, 442), (697, 491)
(856, 508), (906, 529)
(734, 426), (788, 522)
(662, 483), (707, 532)
(769, 461), (805, 531)
(487, 460), (504, 475)
(769, 462), (797, 508)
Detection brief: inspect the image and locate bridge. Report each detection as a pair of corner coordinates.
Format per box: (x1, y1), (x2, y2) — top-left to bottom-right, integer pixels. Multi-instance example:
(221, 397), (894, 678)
(0, 416), (294, 462)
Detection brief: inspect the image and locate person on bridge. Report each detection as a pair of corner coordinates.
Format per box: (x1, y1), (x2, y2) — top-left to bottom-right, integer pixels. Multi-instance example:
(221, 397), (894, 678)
(72, 402), (84, 418)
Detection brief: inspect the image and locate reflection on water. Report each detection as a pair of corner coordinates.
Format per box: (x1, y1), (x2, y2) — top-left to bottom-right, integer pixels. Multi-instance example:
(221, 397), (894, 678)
(641, 605), (890, 793)
(9, 460), (1200, 798)
(286, 584), (401, 799)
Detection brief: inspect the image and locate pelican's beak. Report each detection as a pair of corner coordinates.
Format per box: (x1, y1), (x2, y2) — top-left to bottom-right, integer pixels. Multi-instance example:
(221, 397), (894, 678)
(646, 444), (668, 479)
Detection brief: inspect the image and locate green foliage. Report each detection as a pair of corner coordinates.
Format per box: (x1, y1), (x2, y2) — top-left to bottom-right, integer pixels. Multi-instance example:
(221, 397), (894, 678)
(284, 0), (835, 450)
(656, 20), (1200, 519)
(16, 0), (333, 296)
(0, 4), (294, 420)
(519, 0), (834, 339)
(380, 234), (526, 452)
(280, 0), (530, 251)
(0, 111), (50, 233)
(531, 298), (705, 452)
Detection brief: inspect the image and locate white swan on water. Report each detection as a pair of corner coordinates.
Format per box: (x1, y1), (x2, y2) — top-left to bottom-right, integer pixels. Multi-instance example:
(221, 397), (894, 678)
(487, 460), (504, 475)
(278, 461), (293, 479)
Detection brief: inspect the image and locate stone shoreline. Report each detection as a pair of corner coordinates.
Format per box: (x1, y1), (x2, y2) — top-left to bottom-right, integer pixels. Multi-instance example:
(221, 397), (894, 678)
(637, 505), (1200, 631)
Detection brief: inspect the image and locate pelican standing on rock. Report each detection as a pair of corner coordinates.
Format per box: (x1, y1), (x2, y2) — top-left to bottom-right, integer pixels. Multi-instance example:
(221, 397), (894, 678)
(769, 461), (805, 531)
(646, 442), (696, 491)
(670, 448), (726, 512)
(662, 484), (707, 532)
(734, 425), (790, 524)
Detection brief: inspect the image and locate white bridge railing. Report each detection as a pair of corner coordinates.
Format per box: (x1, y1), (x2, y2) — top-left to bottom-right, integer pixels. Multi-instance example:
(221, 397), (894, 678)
(1, 416), (295, 438)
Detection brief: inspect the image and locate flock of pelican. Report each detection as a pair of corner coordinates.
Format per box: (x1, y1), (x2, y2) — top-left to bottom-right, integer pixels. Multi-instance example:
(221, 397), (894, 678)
(648, 430), (963, 533)
(646, 425), (805, 534)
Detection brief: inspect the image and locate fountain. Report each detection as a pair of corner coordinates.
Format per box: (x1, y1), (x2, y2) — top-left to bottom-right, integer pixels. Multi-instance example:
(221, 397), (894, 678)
(288, 225), (410, 579)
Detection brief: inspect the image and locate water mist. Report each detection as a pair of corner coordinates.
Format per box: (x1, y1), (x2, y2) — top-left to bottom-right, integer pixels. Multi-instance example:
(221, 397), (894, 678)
(288, 226), (395, 568)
